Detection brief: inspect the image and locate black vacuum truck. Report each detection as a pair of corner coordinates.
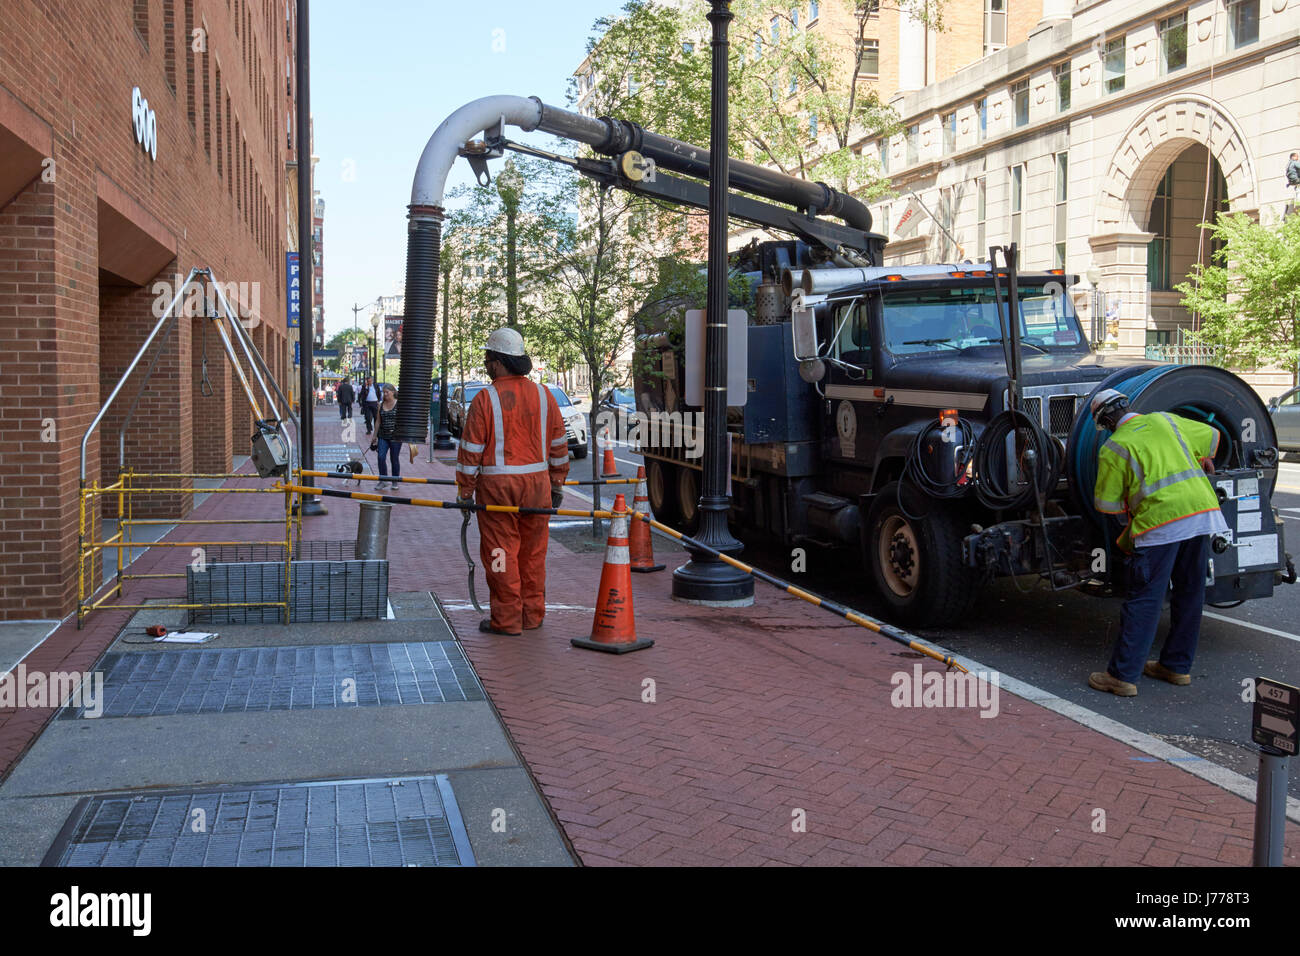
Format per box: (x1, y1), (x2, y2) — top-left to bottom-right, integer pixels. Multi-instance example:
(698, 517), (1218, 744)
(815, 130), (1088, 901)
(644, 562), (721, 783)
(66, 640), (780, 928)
(394, 96), (1294, 626)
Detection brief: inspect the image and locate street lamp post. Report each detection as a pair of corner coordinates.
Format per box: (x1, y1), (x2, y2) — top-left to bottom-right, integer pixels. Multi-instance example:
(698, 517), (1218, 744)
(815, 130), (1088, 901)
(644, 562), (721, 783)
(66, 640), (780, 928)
(671, 0), (754, 606)
(433, 257), (454, 449)
(370, 313), (380, 383)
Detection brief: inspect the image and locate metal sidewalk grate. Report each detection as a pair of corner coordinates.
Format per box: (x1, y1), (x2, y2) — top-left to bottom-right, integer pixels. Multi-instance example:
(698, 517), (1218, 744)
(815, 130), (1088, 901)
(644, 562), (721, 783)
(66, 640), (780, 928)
(314, 444), (356, 469)
(62, 641), (483, 718)
(188, 559), (389, 624)
(43, 775), (476, 867)
(203, 540), (355, 564)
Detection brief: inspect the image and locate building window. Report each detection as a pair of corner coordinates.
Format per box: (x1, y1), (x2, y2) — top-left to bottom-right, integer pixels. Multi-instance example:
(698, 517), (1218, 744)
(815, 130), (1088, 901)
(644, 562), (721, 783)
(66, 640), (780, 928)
(976, 176), (987, 255)
(906, 124), (919, 165)
(809, 0), (819, 21)
(984, 0), (1006, 55)
(790, 7), (798, 29)
(1147, 166), (1173, 291)
(1230, 0), (1259, 47)
(771, 17), (780, 42)
(682, 41), (694, 54)
(1012, 78), (1029, 128)
(808, 113), (818, 139)
(977, 98), (987, 142)
(133, 0), (149, 45)
(1055, 62), (1071, 112)
(788, 73), (797, 95)
(857, 38), (879, 76)
(879, 204), (891, 237)
(1105, 36), (1126, 94)
(1010, 164), (1024, 248)
(942, 111), (956, 154)
(1054, 152), (1068, 270)
(755, 36), (762, 56)
(1160, 12), (1187, 74)
(879, 138), (890, 175)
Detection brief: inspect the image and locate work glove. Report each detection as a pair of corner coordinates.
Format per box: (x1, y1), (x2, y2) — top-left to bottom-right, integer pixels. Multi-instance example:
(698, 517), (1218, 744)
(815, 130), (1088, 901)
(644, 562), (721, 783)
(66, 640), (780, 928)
(551, 486), (563, 509)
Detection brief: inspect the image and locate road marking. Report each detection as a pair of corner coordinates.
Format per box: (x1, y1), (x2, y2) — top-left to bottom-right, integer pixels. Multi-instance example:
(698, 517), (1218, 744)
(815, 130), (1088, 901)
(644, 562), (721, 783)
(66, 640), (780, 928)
(1202, 611), (1300, 645)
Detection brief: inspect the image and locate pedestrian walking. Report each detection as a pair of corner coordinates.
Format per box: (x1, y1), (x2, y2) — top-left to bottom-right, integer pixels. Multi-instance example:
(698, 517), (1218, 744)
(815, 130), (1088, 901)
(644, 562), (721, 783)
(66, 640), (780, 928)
(361, 376), (381, 434)
(336, 378), (355, 420)
(372, 385), (402, 490)
(1287, 153), (1300, 206)
(456, 328), (570, 635)
(1086, 388), (1228, 697)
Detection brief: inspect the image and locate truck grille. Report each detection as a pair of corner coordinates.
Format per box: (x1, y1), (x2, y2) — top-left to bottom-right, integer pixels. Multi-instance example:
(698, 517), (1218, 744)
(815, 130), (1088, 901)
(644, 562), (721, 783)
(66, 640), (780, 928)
(1018, 386), (1089, 439)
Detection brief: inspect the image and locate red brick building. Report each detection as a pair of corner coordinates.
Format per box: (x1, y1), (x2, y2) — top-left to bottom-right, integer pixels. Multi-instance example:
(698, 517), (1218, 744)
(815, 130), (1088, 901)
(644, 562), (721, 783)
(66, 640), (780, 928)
(0, 0), (299, 620)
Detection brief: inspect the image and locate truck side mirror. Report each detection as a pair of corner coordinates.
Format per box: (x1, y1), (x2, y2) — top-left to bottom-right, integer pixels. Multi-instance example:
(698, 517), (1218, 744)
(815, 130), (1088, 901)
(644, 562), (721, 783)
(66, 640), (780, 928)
(792, 305), (820, 362)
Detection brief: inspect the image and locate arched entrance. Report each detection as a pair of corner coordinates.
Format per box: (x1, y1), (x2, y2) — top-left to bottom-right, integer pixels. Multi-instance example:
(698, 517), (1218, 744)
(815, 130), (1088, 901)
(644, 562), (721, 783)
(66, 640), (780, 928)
(1089, 95), (1257, 355)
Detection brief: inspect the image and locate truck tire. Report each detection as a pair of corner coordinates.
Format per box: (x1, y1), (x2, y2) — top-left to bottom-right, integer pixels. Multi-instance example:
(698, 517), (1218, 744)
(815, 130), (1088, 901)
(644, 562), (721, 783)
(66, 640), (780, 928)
(573, 443), (588, 460)
(864, 482), (978, 627)
(646, 459), (677, 524)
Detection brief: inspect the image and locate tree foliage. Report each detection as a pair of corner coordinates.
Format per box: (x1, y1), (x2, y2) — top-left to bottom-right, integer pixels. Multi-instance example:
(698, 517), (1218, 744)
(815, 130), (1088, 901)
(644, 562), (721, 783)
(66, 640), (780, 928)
(1177, 212), (1300, 383)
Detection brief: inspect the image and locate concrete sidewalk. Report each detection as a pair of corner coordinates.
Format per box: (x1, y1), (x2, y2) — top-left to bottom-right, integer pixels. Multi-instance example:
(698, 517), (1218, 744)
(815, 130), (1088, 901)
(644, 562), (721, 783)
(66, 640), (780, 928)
(3, 413), (1296, 865)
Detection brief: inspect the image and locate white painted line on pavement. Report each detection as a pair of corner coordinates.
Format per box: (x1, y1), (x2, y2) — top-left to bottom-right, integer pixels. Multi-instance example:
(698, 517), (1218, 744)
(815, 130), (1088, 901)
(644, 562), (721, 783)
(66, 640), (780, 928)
(931, 645), (1300, 824)
(1203, 611), (1300, 645)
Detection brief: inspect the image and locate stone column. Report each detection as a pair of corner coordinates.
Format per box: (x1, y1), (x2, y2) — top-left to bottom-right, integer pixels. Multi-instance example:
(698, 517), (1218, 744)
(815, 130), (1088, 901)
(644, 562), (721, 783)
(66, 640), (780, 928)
(1089, 231), (1155, 358)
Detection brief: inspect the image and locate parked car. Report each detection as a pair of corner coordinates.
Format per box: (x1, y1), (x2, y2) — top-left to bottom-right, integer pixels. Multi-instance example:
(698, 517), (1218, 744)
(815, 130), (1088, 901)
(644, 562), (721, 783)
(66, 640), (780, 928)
(548, 384), (589, 459)
(596, 386), (635, 432)
(446, 381), (486, 437)
(1269, 386), (1300, 452)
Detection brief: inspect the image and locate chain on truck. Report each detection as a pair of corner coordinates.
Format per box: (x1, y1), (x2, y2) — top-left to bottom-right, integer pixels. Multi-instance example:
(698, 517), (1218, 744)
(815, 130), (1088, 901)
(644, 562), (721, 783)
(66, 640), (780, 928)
(390, 95), (1297, 628)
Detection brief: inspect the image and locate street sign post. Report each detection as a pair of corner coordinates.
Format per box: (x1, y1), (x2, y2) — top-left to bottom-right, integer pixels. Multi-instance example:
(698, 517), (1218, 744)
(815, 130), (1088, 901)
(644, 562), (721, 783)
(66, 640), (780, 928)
(1251, 676), (1296, 866)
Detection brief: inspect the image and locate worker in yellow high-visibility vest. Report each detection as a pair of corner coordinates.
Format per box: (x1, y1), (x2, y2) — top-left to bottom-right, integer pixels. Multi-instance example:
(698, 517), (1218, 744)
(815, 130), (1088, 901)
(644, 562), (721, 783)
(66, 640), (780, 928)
(1087, 388), (1228, 697)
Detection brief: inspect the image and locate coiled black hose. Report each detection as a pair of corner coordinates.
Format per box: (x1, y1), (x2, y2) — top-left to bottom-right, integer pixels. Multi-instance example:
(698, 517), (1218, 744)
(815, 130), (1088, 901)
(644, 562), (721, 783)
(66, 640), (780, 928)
(896, 418), (976, 519)
(973, 409), (1062, 511)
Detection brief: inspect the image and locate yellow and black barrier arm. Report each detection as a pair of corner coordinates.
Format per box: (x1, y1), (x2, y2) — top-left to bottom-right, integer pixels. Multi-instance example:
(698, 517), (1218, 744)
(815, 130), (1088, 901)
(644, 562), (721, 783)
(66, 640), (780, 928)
(276, 482), (967, 672)
(296, 470), (638, 487)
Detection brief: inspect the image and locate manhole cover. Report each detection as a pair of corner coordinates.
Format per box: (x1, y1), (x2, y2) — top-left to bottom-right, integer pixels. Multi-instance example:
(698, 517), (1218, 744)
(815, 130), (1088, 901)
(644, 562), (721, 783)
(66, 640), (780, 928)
(44, 775), (475, 867)
(63, 641), (483, 718)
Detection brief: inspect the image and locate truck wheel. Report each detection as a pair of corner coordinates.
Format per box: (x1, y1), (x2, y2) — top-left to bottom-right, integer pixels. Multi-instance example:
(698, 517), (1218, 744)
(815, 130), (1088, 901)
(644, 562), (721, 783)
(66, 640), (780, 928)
(864, 482), (978, 627)
(646, 459), (677, 524)
(676, 466), (700, 533)
(573, 443), (588, 460)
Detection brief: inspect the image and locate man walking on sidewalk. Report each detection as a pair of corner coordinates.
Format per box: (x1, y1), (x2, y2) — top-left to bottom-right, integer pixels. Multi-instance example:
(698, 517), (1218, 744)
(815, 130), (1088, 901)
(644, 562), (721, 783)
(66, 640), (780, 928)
(1087, 388), (1228, 697)
(336, 378), (355, 420)
(456, 328), (569, 635)
(361, 377), (381, 434)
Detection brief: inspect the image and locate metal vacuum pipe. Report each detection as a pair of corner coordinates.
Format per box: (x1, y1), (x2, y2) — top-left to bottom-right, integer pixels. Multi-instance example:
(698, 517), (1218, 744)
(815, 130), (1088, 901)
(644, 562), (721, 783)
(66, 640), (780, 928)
(398, 94), (875, 442)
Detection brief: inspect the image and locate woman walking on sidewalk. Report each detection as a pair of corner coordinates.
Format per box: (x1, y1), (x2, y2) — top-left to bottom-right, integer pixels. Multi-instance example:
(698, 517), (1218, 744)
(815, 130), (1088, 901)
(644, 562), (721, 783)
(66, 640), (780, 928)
(373, 385), (403, 490)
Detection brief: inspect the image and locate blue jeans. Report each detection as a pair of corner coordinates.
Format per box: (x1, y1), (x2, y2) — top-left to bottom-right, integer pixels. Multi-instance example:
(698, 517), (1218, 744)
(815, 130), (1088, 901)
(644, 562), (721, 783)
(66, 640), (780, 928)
(377, 438), (402, 480)
(1108, 535), (1209, 683)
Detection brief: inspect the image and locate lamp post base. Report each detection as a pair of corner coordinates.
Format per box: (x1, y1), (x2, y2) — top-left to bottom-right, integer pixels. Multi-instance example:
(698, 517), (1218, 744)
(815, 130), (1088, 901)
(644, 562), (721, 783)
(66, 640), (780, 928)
(293, 496), (328, 516)
(433, 426), (454, 450)
(670, 501), (754, 606)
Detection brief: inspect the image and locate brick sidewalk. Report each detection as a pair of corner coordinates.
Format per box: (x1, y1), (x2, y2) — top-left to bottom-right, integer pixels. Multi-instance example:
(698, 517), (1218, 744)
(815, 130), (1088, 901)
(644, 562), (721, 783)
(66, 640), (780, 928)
(4, 412), (1296, 865)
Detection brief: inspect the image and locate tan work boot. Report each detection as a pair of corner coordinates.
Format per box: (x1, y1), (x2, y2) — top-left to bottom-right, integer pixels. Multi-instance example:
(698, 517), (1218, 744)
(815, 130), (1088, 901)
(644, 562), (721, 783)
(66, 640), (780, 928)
(1088, 671), (1138, 697)
(1143, 660), (1191, 686)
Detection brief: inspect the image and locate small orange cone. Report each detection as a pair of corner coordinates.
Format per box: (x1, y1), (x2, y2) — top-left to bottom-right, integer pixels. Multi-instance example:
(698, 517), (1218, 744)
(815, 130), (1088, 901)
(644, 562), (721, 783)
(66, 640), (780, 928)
(571, 494), (654, 654)
(629, 466), (664, 573)
(601, 428), (618, 477)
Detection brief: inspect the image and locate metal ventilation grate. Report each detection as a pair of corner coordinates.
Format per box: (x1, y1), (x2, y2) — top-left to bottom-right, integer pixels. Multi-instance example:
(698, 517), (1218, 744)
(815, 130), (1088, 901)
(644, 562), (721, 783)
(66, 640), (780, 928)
(1020, 396), (1042, 429)
(188, 559), (388, 625)
(62, 641), (483, 718)
(1048, 395), (1080, 437)
(44, 776), (476, 867)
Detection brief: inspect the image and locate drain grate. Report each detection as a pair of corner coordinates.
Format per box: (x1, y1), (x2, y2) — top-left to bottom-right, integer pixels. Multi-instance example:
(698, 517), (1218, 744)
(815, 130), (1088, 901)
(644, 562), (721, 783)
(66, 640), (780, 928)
(63, 641), (483, 718)
(44, 775), (475, 867)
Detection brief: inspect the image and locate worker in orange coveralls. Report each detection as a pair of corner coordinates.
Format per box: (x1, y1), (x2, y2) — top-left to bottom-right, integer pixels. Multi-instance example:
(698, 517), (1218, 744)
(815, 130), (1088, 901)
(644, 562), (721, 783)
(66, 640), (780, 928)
(456, 328), (570, 635)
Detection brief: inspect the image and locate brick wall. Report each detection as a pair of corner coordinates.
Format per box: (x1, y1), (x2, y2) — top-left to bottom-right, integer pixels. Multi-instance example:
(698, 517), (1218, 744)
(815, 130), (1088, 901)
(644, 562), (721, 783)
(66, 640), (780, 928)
(0, 0), (294, 619)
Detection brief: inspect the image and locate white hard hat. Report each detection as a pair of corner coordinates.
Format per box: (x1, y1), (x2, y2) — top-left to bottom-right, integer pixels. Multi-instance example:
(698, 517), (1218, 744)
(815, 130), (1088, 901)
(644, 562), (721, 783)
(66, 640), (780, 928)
(485, 327), (526, 356)
(1089, 387), (1127, 416)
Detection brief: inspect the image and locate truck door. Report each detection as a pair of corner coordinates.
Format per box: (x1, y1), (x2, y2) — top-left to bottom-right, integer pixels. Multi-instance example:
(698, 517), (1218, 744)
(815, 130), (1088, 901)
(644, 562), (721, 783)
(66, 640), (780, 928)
(823, 297), (879, 467)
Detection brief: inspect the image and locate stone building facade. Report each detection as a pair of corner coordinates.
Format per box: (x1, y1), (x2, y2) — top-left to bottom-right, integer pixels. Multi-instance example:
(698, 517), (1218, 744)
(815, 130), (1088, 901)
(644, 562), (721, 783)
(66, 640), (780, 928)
(869, 0), (1297, 395)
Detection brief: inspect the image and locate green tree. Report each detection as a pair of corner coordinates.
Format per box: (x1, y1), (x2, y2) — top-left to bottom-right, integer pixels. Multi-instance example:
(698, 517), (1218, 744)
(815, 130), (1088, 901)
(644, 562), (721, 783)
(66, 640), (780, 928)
(1177, 212), (1300, 384)
(730, 0), (903, 198)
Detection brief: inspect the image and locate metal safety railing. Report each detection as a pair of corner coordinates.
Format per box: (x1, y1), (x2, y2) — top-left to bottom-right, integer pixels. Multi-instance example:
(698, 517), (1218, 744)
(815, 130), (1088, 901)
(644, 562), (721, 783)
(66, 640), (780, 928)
(77, 470), (298, 628)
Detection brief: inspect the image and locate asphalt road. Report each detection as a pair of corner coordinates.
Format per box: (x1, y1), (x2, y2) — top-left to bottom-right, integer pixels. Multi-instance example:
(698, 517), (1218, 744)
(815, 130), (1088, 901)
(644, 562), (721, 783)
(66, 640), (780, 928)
(584, 424), (1300, 798)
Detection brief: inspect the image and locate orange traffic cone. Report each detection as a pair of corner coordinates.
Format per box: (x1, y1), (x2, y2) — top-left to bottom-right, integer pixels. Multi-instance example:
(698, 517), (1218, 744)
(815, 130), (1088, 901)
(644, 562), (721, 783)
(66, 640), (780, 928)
(629, 466), (664, 573)
(601, 427), (618, 477)
(571, 494), (654, 654)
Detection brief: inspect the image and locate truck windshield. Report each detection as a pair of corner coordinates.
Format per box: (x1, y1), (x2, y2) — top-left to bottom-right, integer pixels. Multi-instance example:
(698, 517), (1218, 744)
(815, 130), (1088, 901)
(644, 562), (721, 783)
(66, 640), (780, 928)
(881, 284), (1085, 356)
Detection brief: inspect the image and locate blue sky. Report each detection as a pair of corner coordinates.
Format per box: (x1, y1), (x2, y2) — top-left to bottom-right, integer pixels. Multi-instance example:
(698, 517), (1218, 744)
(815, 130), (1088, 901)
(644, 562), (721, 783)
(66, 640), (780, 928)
(311, 0), (626, 338)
